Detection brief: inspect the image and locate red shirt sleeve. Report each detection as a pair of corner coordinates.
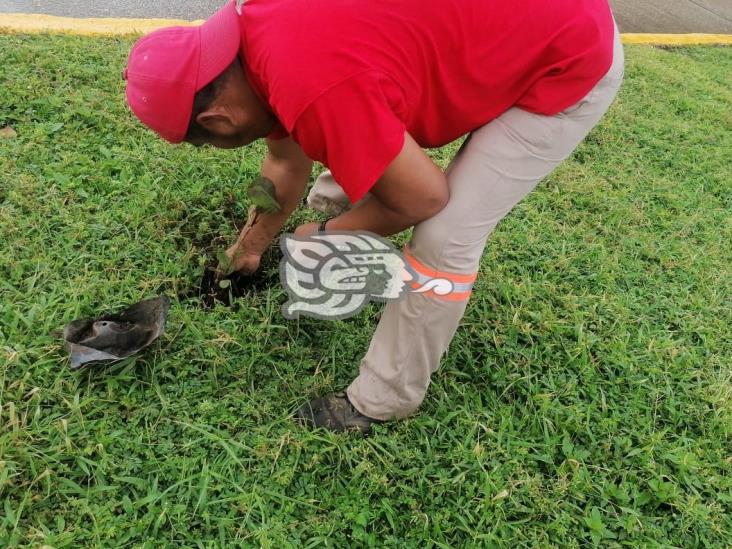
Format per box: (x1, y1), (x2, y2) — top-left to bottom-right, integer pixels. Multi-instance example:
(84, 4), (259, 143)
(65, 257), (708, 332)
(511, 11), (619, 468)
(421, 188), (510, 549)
(290, 71), (406, 204)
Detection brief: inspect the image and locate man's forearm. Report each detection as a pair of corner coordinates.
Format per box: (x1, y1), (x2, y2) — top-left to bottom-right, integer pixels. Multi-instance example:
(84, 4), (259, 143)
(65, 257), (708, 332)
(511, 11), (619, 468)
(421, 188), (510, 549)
(326, 194), (420, 236)
(325, 135), (448, 237)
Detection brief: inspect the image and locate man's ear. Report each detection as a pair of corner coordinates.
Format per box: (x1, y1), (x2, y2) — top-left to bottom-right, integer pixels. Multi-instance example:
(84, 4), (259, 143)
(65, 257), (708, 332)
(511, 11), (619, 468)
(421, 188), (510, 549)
(196, 108), (237, 136)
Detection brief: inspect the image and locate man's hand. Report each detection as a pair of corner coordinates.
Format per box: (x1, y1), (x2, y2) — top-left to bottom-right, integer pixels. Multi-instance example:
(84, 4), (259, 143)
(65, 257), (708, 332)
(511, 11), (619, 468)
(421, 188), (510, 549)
(226, 136), (312, 274)
(224, 241), (262, 275)
(294, 222), (321, 237)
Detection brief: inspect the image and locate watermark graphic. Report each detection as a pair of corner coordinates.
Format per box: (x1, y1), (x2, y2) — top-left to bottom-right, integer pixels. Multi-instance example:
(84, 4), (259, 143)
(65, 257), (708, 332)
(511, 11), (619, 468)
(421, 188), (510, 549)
(279, 232), (475, 320)
(279, 232), (412, 320)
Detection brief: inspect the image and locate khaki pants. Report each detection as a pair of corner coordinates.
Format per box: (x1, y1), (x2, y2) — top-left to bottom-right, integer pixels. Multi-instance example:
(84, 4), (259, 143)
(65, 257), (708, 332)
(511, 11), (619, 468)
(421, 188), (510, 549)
(309, 27), (625, 420)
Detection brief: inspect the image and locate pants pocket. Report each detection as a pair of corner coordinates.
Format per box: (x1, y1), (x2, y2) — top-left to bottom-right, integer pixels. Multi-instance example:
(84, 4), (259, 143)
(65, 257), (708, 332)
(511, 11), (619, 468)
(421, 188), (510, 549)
(560, 88), (597, 116)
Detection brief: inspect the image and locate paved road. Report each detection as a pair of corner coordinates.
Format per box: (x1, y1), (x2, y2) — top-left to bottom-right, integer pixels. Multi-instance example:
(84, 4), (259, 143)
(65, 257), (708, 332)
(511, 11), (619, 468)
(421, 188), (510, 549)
(612, 0), (732, 33)
(1, 0), (731, 33)
(0, 0), (221, 21)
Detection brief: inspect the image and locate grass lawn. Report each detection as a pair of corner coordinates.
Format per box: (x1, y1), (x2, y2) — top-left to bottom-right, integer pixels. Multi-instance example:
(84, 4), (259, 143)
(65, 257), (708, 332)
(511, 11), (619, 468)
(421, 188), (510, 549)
(1, 33), (731, 547)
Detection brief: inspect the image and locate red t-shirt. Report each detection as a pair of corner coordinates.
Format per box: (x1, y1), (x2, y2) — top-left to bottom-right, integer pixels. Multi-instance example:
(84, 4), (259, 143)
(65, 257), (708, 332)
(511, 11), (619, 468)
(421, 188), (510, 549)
(239, 0), (615, 203)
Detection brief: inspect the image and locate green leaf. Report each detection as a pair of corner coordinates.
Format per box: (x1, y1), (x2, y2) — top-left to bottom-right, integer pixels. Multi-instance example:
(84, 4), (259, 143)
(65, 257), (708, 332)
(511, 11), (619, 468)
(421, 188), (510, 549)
(218, 279), (231, 289)
(215, 249), (235, 277)
(355, 510), (369, 527)
(584, 507), (605, 532)
(247, 177), (281, 213)
(48, 122), (65, 134)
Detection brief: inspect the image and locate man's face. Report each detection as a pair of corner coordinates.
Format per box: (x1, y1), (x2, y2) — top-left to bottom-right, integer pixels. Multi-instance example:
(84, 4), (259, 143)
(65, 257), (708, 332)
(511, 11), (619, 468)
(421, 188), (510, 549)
(186, 130), (255, 149)
(184, 66), (275, 150)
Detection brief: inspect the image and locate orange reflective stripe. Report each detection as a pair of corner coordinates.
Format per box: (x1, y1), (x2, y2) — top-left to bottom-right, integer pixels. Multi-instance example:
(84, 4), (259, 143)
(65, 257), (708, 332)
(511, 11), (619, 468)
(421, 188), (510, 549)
(403, 247), (478, 284)
(404, 247), (476, 302)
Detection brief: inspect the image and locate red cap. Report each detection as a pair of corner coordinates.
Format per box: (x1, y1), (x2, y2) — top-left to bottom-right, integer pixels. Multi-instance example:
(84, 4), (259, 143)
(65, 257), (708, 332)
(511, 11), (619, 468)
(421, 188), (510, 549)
(124, 0), (240, 143)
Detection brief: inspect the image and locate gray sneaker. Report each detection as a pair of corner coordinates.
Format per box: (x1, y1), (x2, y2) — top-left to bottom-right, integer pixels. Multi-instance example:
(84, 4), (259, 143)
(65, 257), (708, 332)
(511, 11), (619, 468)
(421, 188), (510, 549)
(306, 193), (349, 216)
(294, 392), (382, 435)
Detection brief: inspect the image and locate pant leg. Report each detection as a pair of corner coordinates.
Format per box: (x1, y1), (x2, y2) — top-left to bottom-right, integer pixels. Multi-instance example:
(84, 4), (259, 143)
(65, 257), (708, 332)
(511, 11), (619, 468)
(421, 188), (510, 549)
(347, 27), (625, 420)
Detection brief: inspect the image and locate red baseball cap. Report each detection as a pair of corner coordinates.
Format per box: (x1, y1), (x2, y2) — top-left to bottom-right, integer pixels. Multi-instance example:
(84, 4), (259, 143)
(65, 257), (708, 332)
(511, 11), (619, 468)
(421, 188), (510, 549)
(124, 0), (240, 143)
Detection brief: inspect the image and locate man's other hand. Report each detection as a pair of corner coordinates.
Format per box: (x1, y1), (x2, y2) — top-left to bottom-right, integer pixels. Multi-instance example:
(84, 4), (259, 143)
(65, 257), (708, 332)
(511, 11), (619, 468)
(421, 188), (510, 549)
(294, 222), (321, 237)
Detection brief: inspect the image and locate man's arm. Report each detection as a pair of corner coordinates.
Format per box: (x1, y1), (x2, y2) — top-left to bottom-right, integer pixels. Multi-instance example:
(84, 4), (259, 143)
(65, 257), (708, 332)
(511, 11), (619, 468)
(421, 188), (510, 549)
(226, 136), (312, 273)
(297, 132), (448, 237)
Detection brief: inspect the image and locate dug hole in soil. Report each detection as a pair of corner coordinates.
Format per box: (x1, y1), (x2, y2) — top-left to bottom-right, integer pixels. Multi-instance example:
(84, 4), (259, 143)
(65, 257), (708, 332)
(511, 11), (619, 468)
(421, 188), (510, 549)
(180, 244), (282, 308)
(177, 200), (286, 308)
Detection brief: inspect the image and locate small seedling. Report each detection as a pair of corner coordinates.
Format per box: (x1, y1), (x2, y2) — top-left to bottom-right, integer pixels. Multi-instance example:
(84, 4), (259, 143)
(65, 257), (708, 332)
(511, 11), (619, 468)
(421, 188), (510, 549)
(216, 249), (235, 279)
(214, 177), (281, 286)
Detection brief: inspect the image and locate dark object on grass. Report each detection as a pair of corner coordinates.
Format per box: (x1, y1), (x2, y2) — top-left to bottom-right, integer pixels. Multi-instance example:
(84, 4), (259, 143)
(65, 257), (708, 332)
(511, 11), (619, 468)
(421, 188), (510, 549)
(62, 296), (171, 369)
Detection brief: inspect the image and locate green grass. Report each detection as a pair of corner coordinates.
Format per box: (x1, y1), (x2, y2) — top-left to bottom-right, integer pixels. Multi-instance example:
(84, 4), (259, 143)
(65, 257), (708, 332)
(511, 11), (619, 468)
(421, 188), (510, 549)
(1, 33), (731, 547)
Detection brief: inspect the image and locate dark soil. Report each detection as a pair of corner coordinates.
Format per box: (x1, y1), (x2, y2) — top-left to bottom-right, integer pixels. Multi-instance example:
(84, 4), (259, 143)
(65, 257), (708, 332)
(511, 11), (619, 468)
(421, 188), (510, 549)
(179, 246), (282, 309)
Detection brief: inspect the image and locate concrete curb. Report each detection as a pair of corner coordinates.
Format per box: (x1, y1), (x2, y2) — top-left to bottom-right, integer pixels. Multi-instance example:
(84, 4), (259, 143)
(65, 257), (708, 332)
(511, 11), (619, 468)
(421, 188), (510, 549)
(1, 13), (731, 44)
(622, 33), (732, 45)
(0, 13), (203, 36)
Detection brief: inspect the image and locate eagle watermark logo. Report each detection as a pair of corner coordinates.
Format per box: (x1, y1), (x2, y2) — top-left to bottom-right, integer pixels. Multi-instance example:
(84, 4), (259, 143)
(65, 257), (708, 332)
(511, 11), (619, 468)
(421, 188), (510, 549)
(279, 232), (413, 320)
(279, 231), (474, 320)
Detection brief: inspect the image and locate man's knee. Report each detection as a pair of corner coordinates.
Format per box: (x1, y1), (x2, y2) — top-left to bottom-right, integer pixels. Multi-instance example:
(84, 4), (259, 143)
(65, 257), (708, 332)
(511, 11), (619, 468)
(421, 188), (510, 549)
(410, 219), (486, 277)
